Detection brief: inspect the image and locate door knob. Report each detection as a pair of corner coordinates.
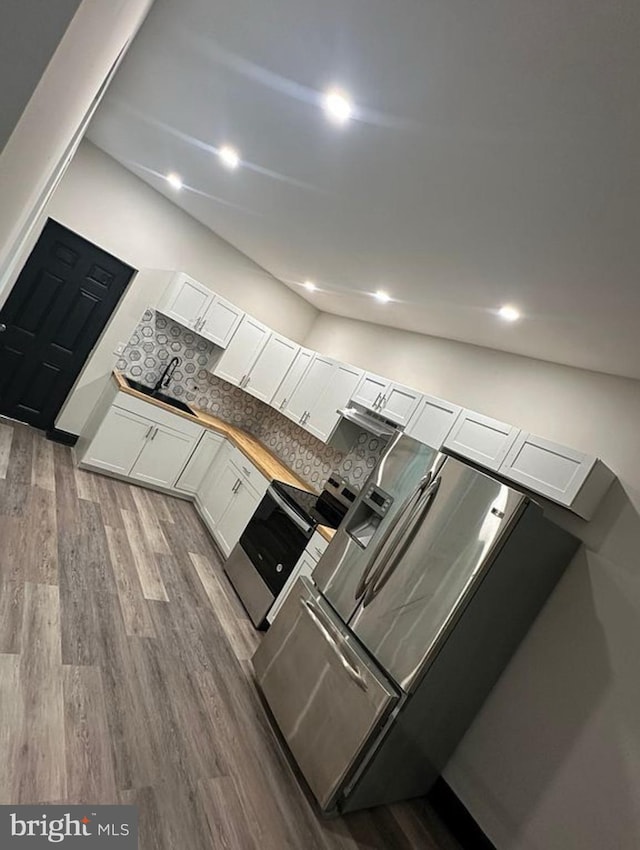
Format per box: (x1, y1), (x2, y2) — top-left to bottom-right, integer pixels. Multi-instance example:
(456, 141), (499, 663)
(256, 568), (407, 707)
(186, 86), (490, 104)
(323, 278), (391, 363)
(0, 323), (6, 333)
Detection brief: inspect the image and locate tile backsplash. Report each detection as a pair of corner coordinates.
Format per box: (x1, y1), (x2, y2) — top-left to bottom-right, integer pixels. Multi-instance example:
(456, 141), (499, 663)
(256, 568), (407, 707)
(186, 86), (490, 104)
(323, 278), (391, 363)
(116, 310), (387, 491)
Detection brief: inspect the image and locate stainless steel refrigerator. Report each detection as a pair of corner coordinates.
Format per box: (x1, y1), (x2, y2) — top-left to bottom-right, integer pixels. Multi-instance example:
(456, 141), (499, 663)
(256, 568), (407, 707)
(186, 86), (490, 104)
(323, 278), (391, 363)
(253, 432), (579, 814)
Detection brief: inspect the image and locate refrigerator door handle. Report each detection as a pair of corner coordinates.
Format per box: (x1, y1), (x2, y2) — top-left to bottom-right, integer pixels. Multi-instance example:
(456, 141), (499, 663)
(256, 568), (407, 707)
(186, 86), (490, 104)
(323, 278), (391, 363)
(301, 597), (368, 692)
(354, 472), (432, 602)
(363, 476), (442, 607)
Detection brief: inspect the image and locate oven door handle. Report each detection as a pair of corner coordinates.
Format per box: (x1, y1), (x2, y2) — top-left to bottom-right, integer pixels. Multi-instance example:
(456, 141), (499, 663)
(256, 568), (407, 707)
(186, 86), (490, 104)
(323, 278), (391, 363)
(268, 486), (314, 534)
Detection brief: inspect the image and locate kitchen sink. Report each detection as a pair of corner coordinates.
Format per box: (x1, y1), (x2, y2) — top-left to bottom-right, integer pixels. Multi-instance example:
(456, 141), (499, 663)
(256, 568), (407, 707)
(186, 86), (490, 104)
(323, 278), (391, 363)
(124, 377), (195, 415)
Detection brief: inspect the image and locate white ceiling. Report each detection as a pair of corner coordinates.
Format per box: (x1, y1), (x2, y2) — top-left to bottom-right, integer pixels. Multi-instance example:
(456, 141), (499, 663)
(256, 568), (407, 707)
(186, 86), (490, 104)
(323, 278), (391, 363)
(88, 0), (640, 379)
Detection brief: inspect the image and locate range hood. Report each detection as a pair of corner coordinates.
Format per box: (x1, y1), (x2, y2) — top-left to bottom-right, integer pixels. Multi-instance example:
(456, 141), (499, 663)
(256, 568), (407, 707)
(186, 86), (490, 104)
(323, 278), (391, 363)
(336, 405), (399, 439)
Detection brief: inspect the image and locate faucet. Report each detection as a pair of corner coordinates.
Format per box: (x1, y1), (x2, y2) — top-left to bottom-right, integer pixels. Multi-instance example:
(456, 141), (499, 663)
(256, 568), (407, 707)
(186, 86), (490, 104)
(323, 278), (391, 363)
(153, 357), (180, 393)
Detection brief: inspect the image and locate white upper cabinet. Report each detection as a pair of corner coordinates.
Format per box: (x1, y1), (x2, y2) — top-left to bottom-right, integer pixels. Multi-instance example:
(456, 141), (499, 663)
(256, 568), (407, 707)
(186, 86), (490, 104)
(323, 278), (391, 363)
(380, 382), (422, 427)
(209, 315), (270, 386)
(352, 373), (388, 410)
(198, 295), (243, 347)
(243, 332), (300, 404)
(406, 394), (463, 449)
(157, 272), (244, 347)
(351, 372), (421, 427)
(308, 362), (364, 442)
(272, 347), (314, 414)
(158, 272), (211, 330)
(499, 433), (614, 518)
(283, 354), (335, 425)
(443, 409), (520, 471)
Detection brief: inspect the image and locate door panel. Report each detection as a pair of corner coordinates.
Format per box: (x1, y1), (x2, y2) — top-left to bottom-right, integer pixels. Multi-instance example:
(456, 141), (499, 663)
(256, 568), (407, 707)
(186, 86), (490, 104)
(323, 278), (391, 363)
(130, 425), (198, 488)
(253, 577), (398, 811)
(308, 362), (363, 441)
(245, 333), (299, 403)
(200, 295), (243, 347)
(216, 480), (260, 556)
(352, 373), (387, 411)
(284, 354), (333, 424)
(0, 220), (134, 429)
(211, 315), (269, 386)
(272, 347), (313, 415)
(350, 458), (526, 691)
(381, 383), (421, 427)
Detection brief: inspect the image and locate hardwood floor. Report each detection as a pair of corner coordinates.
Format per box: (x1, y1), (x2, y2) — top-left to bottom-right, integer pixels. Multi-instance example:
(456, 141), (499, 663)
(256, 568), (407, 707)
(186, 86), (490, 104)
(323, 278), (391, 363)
(0, 420), (462, 850)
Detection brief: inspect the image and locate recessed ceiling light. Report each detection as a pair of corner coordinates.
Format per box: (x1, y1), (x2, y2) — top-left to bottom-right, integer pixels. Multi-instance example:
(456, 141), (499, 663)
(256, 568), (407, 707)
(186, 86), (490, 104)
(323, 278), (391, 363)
(498, 305), (521, 321)
(166, 172), (183, 190)
(374, 290), (391, 303)
(303, 280), (317, 292)
(323, 88), (353, 124)
(219, 145), (240, 170)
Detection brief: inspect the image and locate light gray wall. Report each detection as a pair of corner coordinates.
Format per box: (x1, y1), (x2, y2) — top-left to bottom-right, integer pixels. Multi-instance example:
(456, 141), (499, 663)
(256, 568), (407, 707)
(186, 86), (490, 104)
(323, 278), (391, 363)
(305, 312), (640, 850)
(0, 0), (82, 152)
(49, 141), (318, 434)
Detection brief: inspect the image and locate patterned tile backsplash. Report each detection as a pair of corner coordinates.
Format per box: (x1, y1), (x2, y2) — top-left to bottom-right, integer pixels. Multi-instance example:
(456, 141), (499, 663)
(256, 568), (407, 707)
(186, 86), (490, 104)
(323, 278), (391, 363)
(116, 310), (387, 491)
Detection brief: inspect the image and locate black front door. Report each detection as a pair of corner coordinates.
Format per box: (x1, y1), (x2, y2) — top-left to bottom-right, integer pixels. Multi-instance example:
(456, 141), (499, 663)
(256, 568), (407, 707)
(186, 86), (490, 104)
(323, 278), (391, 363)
(0, 219), (135, 430)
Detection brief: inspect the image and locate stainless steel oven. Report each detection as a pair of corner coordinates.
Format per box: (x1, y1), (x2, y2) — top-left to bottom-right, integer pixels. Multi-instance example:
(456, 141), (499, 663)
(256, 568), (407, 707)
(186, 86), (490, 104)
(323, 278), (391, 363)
(223, 477), (355, 628)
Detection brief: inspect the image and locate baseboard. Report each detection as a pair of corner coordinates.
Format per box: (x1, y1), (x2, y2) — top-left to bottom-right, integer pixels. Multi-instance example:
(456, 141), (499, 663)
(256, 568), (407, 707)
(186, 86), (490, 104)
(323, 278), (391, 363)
(46, 427), (79, 446)
(426, 778), (496, 850)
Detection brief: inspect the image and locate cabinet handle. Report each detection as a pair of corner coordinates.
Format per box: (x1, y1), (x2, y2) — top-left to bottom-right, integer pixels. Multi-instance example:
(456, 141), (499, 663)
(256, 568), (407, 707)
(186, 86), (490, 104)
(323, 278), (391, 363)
(239, 374), (247, 387)
(144, 425), (153, 439)
(299, 411), (305, 424)
(241, 466), (251, 477)
(232, 478), (241, 494)
(373, 393), (382, 409)
(151, 426), (158, 441)
(304, 411), (310, 425)
(314, 547), (324, 558)
(378, 394), (387, 410)
(243, 375), (251, 388)
(280, 398), (287, 410)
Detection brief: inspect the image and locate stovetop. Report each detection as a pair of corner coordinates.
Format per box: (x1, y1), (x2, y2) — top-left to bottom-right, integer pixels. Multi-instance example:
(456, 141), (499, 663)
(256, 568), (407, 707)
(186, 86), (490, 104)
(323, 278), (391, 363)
(271, 477), (356, 530)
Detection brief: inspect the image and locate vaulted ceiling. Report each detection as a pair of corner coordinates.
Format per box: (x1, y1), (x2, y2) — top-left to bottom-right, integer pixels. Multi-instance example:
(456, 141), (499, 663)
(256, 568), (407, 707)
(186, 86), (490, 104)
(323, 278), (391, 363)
(88, 0), (640, 378)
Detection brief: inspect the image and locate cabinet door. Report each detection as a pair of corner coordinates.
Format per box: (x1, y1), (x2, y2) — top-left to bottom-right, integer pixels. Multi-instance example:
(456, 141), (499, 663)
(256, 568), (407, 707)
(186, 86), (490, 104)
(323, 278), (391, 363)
(198, 456), (239, 531)
(130, 424), (200, 488)
(499, 433), (594, 508)
(215, 479), (261, 557)
(210, 315), (270, 386)
(245, 332), (299, 403)
(351, 372), (387, 411)
(405, 393), (462, 449)
(200, 296), (243, 347)
(175, 431), (224, 494)
(443, 409), (520, 471)
(284, 354), (334, 424)
(272, 347), (314, 417)
(83, 407), (151, 475)
(380, 382), (422, 427)
(307, 362), (363, 442)
(158, 273), (211, 330)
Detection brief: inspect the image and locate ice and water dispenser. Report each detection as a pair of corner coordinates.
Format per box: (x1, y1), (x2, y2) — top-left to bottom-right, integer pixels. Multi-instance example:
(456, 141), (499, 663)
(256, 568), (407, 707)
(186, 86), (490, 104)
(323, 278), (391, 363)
(346, 483), (394, 548)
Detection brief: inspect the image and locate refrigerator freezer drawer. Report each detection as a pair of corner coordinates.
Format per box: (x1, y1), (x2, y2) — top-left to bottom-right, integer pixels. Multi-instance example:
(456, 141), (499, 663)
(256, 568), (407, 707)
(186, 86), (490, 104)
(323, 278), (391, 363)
(252, 577), (399, 812)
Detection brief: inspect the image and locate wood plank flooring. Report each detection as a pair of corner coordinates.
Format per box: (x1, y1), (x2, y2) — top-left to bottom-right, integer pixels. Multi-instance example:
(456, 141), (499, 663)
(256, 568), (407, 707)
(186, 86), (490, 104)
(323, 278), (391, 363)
(0, 420), (462, 850)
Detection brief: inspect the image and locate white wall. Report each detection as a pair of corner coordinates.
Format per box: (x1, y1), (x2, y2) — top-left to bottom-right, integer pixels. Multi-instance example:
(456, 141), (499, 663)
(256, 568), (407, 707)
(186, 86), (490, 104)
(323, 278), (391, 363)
(49, 141), (318, 434)
(0, 0), (82, 151)
(305, 312), (640, 850)
(0, 0), (154, 288)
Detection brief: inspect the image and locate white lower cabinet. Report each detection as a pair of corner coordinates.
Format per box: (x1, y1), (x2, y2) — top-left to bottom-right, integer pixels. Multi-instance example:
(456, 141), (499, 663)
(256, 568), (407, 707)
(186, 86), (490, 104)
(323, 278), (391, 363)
(129, 424), (200, 489)
(267, 531), (329, 624)
(196, 447), (269, 556)
(83, 407), (155, 476)
(82, 398), (202, 486)
(174, 430), (225, 494)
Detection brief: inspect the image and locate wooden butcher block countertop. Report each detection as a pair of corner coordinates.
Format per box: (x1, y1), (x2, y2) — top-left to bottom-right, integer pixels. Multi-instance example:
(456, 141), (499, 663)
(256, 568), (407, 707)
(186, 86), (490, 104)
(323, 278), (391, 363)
(112, 372), (336, 541)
